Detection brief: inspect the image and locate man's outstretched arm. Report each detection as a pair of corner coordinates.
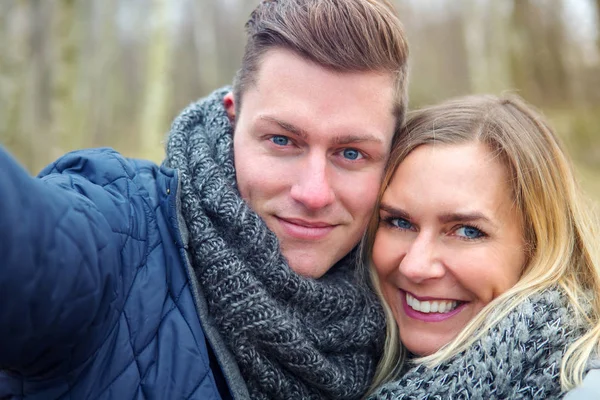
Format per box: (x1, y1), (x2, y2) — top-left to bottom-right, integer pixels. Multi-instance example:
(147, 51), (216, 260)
(0, 147), (129, 377)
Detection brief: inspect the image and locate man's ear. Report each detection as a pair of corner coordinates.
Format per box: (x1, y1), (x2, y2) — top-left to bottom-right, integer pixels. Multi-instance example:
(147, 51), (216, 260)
(223, 92), (236, 123)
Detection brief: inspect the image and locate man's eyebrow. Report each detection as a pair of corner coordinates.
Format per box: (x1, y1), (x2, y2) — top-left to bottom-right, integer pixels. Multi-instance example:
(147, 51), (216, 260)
(258, 115), (308, 139)
(258, 115), (384, 145)
(333, 134), (383, 145)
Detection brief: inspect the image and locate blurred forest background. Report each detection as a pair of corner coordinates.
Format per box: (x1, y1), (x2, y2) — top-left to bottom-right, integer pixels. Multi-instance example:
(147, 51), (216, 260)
(1, 0), (599, 201)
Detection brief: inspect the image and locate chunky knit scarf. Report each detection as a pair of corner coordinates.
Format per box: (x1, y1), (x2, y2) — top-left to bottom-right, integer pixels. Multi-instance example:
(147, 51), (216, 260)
(369, 289), (585, 400)
(163, 87), (385, 400)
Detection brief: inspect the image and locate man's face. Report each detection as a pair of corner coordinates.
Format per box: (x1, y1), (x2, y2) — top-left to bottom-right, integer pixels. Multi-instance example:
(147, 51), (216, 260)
(226, 49), (396, 278)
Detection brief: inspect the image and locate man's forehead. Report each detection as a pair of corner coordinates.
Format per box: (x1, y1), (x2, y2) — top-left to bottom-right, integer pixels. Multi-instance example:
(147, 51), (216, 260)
(239, 49), (397, 142)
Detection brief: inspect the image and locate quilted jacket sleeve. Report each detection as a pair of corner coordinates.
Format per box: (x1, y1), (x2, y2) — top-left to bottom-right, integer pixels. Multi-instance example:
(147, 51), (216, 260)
(0, 147), (135, 377)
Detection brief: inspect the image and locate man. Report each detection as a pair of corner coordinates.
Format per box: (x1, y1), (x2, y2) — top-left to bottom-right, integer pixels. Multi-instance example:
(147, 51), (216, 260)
(0, 0), (408, 399)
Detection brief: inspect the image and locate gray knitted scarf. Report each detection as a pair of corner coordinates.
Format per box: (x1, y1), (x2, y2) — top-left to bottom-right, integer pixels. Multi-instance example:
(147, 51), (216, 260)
(163, 87), (385, 400)
(369, 289), (585, 400)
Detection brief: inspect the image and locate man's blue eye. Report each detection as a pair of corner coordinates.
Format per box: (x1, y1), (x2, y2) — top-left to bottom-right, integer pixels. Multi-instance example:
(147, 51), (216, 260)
(391, 218), (412, 230)
(342, 148), (362, 160)
(271, 136), (289, 146)
(456, 226), (484, 239)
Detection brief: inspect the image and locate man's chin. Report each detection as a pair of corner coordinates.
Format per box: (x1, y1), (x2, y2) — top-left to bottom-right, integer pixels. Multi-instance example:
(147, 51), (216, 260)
(284, 251), (339, 279)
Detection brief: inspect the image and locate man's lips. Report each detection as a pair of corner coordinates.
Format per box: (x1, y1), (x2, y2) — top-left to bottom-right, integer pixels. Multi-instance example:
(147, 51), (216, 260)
(276, 217), (337, 240)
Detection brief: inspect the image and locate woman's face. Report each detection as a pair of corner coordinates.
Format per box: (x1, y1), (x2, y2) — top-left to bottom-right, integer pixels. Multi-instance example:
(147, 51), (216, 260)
(372, 142), (526, 356)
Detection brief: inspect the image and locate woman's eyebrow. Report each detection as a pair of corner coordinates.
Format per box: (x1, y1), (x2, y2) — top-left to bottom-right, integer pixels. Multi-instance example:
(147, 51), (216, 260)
(438, 212), (496, 228)
(379, 203), (410, 219)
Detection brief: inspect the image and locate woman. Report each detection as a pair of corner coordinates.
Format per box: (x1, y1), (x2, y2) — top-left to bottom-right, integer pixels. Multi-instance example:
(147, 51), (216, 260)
(362, 94), (600, 399)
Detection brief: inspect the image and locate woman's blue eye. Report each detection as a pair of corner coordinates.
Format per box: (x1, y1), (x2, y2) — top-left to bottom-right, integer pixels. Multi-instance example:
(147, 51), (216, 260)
(390, 218), (412, 230)
(342, 148), (362, 160)
(271, 136), (289, 146)
(456, 226), (484, 239)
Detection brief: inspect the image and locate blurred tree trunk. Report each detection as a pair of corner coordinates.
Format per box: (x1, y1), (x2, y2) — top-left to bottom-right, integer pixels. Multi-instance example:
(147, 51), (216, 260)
(540, 0), (569, 105)
(192, 0), (257, 92)
(0, 0), (26, 156)
(21, 0), (53, 171)
(193, 0), (220, 94)
(596, 0), (600, 53)
(172, 14), (203, 108)
(218, 0), (257, 86)
(139, 0), (173, 162)
(484, 2), (512, 93)
(51, 0), (85, 159)
(509, 0), (570, 105)
(87, 0), (120, 147)
(463, 0), (512, 94)
(509, 0), (540, 100)
(462, 0), (488, 93)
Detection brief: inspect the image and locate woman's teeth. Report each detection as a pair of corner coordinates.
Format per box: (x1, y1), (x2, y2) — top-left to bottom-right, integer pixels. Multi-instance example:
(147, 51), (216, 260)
(406, 292), (459, 314)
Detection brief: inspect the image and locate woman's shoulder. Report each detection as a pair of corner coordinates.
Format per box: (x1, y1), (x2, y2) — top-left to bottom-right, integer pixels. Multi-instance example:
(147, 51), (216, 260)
(564, 369), (600, 400)
(369, 288), (579, 399)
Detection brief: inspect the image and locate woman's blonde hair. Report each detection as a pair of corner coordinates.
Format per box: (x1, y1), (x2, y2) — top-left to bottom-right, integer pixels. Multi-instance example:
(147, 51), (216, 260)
(362, 94), (600, 391)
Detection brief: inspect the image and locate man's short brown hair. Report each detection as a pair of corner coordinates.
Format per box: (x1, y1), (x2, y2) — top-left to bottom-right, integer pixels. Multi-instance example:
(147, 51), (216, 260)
(233, 0), (409, 131)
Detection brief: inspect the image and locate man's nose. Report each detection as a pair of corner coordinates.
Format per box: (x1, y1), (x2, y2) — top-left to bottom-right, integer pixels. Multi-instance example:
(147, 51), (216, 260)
(290, 153), (336, 210)
(398, 234), (445, 284)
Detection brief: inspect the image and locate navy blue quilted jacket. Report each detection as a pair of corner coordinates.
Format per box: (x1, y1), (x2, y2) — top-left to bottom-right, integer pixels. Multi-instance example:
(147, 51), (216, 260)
(0, 147), (245, 399)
